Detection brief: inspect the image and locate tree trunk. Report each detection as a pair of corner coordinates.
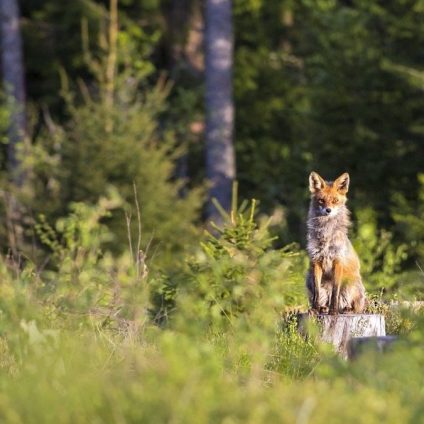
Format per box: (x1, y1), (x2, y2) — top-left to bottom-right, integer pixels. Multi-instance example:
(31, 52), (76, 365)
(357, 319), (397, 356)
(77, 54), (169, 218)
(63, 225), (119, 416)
(298, 313), (386, 359)
(0, 0), (26, 184)
(204, 0), (235, 224)
(165, 0), (204, 196)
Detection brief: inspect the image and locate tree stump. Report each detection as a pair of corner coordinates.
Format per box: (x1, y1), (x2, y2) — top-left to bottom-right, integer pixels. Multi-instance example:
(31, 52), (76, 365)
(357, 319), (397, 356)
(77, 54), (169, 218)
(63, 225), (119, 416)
(298, 313), (386, 358)
(347, 336), (398, 360)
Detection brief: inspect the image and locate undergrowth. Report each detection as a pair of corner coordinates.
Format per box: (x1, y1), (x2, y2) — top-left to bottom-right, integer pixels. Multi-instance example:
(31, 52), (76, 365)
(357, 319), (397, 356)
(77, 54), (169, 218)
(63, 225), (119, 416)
(0, 193), (421, 423)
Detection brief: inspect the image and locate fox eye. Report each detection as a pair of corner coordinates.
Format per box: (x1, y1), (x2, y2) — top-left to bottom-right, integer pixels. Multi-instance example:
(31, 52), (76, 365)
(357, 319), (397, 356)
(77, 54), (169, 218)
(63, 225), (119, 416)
(318, 199), (325, 204)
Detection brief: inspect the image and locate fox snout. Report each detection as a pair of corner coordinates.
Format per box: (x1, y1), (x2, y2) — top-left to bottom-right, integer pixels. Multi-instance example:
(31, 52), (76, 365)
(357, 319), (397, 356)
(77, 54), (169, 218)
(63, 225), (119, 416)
(323, 207), (332, 215)
(316, 205), (334, 216)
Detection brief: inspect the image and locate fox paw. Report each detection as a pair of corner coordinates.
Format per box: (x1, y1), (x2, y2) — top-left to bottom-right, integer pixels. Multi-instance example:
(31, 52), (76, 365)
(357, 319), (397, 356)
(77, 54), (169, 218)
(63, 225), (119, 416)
(307, 308), (319, 316)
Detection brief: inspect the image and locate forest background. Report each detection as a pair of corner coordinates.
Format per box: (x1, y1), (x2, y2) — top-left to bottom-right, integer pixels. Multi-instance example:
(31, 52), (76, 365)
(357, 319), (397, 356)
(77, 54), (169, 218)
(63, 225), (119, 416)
(0, 1), (423, 422)
(6, 0), (422, 281)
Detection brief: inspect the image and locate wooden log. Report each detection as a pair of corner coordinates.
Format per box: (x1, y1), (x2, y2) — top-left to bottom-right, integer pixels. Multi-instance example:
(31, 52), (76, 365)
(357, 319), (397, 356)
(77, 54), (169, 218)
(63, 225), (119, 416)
(298, 313), (386, 358)
(347, 336), (398, 360)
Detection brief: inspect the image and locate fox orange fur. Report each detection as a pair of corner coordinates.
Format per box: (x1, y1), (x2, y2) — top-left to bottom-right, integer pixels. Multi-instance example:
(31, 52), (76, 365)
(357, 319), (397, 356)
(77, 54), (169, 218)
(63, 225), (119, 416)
(306, 172), (366, 314)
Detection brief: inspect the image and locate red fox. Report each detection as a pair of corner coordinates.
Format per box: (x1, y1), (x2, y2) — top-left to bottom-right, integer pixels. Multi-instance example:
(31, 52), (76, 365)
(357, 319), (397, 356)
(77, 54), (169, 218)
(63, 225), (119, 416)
(306, 172), (366, 314)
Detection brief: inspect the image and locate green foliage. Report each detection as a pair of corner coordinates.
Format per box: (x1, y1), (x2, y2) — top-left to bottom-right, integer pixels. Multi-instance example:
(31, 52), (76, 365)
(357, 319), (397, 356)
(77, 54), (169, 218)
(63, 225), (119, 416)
(21, 0), (162, 110)
(0, 198), (422, 422)
(13, 191), (149, 330)
(353, 208), (408, 294)
(2, 1), (424, 420)
(18, 0), (424, 277)
(269, 313), (321, 379)
(366, 293), (417, 336)
(34, 190), (122, 320)
(232, 0), (424, 250)
(177, 198), (306, 333)
(392, 173), (424, 265)
(0, 277), (424, 422)
(24, 8), (203, 268)
(55, 81), (202, 264)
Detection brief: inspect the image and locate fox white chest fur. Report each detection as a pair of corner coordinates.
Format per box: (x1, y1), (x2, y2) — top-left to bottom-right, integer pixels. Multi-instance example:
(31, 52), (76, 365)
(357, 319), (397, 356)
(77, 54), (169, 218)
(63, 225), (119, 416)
(307, 205), (351, 274)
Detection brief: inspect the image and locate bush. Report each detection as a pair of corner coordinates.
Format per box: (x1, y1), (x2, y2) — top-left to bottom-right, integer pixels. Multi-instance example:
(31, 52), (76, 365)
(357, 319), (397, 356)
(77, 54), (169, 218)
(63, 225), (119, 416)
(175, 198), (307, 333)
(353, 207), (408, 294)
(22, 12), (203, 270)
(0, 190), (150, 331)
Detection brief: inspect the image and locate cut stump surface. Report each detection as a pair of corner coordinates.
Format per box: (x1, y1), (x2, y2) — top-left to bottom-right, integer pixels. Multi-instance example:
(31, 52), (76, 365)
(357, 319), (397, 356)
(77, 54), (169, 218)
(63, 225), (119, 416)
(298, 313), (386, 358)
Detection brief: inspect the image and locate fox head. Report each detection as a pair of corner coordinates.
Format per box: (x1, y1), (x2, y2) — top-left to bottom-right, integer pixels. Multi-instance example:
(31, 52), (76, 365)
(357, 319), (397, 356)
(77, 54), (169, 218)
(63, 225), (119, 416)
(309, 171), (350, 217)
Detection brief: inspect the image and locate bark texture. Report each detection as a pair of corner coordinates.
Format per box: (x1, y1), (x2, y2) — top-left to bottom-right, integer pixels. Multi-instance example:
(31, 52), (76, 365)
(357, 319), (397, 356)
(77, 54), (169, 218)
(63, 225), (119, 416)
(205, 0), (235, 223)
(298, 313), (386, 358)
(0, 0), (26, 183)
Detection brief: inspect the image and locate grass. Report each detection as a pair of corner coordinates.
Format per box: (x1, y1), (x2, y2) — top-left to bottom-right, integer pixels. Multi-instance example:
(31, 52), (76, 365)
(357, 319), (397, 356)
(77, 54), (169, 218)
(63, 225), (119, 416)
(0, 198), (422, 423)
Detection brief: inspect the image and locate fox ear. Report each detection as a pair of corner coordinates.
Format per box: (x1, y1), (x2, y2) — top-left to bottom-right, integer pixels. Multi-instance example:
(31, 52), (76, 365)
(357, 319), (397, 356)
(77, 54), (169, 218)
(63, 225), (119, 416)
(309, 172), (326, 193)
(334, 172), (350, 194)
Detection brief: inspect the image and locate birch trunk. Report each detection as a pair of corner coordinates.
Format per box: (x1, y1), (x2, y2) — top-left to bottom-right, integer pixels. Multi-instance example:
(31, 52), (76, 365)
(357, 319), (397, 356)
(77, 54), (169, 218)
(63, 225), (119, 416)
(204, 0), (235, 223)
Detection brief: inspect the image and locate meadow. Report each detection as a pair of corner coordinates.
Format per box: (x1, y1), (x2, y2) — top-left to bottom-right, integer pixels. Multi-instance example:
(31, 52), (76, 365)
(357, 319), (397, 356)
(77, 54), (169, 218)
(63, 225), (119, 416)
(0, 195), (421, 423)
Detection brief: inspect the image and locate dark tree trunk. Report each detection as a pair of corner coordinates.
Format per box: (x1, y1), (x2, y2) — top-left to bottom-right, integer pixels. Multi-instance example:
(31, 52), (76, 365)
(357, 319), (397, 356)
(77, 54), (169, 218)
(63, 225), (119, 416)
(204, 0), (235, 224)
(164, 0), (204, 196)
(165, 0), (192, 72)
(0, 0), (26, 184)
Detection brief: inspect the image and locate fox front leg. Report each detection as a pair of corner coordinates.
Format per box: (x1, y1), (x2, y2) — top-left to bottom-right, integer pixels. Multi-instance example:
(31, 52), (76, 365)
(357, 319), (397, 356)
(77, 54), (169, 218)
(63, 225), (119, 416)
(312, 262), (323, 311)
(329, 260), (343, 315)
